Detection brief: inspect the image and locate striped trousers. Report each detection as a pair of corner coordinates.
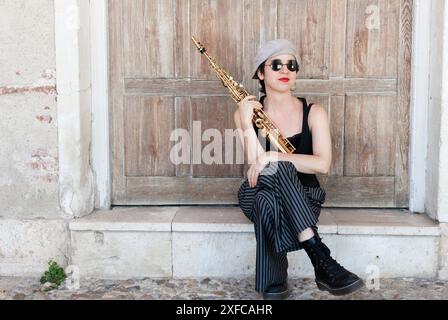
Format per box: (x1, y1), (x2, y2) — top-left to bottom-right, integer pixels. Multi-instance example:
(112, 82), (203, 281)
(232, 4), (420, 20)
(237, 161), (326, 293)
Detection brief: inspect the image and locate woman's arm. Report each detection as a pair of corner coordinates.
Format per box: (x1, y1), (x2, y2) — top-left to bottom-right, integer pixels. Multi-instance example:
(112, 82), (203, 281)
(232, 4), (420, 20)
(268, 104), (332, 175)
(234, 109), (265, 165)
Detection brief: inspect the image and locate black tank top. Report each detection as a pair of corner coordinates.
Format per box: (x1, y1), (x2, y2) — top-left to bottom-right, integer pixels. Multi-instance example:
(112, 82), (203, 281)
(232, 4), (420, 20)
(253, 96), (320, 188)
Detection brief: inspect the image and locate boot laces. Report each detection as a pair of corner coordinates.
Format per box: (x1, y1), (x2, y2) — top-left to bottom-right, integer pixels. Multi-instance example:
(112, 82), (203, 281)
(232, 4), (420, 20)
(316, 244), (346, 278)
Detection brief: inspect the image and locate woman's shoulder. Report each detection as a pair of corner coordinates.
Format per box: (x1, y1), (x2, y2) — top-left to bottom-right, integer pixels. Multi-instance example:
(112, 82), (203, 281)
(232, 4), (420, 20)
(295, 96), (326, 116)
(307, 103), (328, 131)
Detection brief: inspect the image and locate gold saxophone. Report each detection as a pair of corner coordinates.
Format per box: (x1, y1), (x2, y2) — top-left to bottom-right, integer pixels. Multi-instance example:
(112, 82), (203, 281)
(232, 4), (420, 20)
(191, 36), (296, 154)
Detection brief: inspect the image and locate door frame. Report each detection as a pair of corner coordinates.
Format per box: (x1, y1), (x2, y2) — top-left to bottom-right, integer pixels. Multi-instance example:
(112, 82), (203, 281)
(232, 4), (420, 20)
(90, 0), (111, 209)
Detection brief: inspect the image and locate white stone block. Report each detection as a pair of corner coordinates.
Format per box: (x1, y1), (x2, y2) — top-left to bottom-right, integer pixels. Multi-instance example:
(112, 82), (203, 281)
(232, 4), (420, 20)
(71, 230), (172, 279)
(334, 234), (439, 278)
(69, 207), (176, 279)
(438, 223), (448, 279)
(0, 219), (69, 276)
(172, 231), (256, 278)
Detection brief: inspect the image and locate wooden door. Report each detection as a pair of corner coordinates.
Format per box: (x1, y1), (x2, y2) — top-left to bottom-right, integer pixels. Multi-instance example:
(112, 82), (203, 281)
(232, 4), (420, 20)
(109, 0), (412, 207)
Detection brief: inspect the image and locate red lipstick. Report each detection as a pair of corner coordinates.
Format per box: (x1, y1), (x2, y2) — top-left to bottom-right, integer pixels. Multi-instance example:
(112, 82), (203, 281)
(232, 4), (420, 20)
(279, 78), (290, 83)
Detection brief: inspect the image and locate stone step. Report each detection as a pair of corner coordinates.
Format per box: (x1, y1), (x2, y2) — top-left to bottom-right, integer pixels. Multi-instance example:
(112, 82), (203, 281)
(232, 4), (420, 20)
(69, 207), (441, 280)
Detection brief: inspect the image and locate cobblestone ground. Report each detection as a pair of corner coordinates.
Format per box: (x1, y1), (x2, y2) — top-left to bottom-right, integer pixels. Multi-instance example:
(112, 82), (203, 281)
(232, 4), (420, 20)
(1, 277), (448, 300)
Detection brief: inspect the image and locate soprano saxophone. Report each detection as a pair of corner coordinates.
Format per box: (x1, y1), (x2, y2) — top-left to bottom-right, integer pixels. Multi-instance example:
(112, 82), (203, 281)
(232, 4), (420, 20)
(191, 36), (296, 154)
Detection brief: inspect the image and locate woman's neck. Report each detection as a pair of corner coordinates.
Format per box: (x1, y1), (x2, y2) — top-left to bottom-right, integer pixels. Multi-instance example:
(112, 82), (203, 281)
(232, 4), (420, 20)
(263, 90), (295, 114)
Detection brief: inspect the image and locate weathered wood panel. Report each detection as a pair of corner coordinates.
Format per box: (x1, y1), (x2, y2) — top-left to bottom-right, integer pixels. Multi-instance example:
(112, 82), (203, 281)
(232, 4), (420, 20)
(190, 0), (244, 80)
(122, 0), (175, 78)
(124, 78), (398, 96)
(124, 176), (396, 207)
(395, 0), (412, 206)
(124, 96), (175, 176)
(278, 0), (330, 79)
(346, 0), (400, 77)
(191, 96), (243, 177)
(344, 95), (396, 176)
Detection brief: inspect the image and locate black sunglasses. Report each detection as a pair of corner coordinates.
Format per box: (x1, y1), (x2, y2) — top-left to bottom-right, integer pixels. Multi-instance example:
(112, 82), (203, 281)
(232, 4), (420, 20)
(265, 59), (299, 72)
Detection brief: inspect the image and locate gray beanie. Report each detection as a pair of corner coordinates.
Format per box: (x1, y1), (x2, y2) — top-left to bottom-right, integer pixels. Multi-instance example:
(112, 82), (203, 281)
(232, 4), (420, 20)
(252, 39), (298, 79)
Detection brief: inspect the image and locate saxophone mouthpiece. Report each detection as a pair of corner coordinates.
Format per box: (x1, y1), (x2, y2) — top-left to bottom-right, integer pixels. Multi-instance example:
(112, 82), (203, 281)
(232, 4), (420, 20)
(191, 36), (206, 54)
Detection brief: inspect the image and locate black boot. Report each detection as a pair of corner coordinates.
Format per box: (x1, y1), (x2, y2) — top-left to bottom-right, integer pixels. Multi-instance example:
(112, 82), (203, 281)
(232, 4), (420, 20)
(301, 236), (364, 296)
(262, 282), (289, 300)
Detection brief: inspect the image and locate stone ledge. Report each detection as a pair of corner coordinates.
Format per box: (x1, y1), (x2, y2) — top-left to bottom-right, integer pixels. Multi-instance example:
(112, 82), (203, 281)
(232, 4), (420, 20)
(68, 207), (441, 279)
(69, 206), (440, 236)
(326, 208), (440, 236)
(69, 207), (178, 232)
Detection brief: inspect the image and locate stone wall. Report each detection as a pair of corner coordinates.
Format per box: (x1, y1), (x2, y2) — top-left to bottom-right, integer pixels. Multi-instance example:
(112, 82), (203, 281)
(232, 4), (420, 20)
(0, 0), (68, 276)
(0, 0), (62, 220)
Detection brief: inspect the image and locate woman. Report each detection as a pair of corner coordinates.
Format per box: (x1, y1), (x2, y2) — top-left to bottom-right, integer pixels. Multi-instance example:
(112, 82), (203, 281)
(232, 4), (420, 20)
(234, 39), (364, 299)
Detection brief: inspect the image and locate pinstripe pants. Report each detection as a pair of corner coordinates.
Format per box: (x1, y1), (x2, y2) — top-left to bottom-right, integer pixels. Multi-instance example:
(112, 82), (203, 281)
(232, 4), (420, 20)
(237, 161), (326, 293)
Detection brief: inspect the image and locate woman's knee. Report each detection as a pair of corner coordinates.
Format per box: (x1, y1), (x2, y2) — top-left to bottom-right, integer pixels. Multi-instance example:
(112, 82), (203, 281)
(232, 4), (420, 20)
(254, 191), (276, 218)
(254, 190), (274, 206)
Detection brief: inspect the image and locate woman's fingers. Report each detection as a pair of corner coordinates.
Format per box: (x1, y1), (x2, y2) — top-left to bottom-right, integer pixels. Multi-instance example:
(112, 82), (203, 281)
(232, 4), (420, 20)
(239, 96), (256, 107)
(245, 95), (257, 102)
(252, 173), (258, 187)
(242, 96), (261, 109)
(247, 165), (260, 188)
(252, 163), (265, 187)
(247, 167), (253, 188)
(250, 100), (262, 109)
(238, 95), (255, 109)
(250, 169), (255, 188)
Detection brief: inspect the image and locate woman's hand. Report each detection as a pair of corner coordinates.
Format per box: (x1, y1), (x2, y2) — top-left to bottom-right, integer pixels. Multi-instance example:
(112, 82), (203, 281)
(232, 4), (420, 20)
(247, 151), (274, 188)
(237, 95), (263, 125)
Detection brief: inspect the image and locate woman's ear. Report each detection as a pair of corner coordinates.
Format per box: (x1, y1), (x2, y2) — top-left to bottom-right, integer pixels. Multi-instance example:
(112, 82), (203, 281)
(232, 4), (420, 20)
(257, 69), (264, 80)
